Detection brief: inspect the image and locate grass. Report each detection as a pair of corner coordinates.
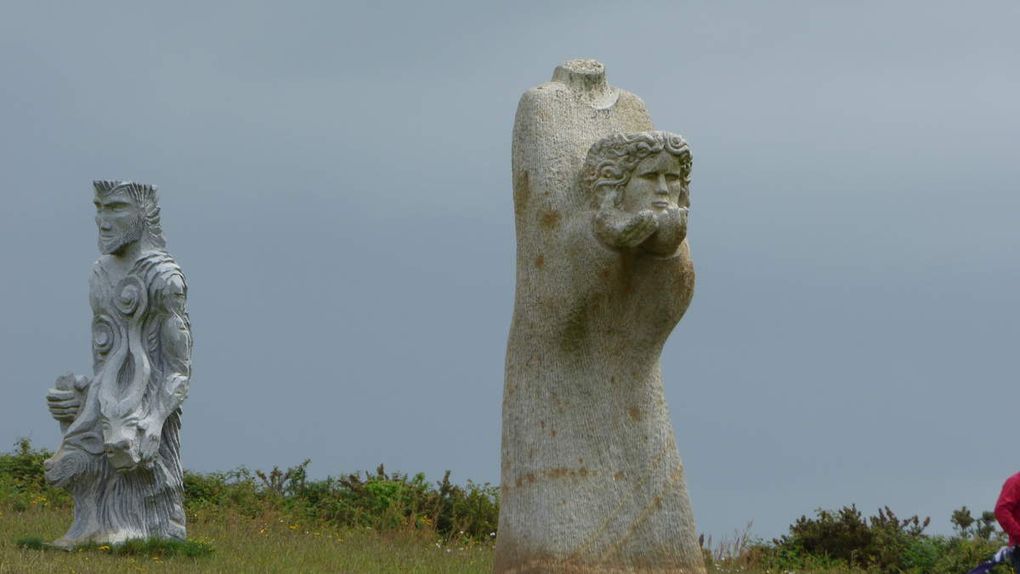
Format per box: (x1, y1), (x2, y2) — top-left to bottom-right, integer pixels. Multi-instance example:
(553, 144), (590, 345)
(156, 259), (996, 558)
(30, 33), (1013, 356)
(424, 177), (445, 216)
(16, 536), (214, 558)
(0, 505), (879, 574)
(0, 505), (494, 574)
(4, 505), (1005, 574)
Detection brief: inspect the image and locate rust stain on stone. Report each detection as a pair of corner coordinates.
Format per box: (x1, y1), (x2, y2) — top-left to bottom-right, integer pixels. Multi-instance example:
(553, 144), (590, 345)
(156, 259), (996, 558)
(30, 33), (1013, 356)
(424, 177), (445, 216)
(526, 473), (536, 484)
(539, 420), (545, 429)
(534, 255), (545, 269)
(560, 303), (589, 354)
(539, 210), (561, 230)
(627, 406), (642, 422)
(614, 471), (625, 481)
(538, 466), (596, 481)
(550, 430), (557, 438)
(515, 171), (531, 212)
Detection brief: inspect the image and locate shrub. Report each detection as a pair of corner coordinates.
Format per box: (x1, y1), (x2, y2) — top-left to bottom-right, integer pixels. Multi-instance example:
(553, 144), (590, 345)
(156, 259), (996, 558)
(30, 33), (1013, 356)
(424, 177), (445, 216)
(179, 454), (498, 541)
(2, 439), (499, 542)
(739, 504), (1010, 574)
(0, 438), (69, 510)
(766, 505), (930, 572)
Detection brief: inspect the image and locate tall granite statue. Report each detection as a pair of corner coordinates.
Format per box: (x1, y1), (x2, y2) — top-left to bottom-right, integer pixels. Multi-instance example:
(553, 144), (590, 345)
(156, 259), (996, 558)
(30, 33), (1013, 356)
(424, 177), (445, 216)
(43, 181), (192, 547)
(496, 60), (705, 573)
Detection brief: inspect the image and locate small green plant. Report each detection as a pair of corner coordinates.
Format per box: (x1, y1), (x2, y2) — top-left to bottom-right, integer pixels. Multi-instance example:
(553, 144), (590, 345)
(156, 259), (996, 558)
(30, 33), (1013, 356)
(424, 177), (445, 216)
(97, 537), (214, 558)
(14, 536), (47, 550)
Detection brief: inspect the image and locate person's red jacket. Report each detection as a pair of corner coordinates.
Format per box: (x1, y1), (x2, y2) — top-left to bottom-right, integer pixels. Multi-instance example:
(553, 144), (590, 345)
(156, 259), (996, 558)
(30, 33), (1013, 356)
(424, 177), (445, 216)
(995, 472), (1020, 545)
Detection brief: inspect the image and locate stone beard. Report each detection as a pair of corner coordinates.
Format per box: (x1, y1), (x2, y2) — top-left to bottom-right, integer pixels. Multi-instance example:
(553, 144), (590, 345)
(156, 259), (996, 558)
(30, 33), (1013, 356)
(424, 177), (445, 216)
(44, 181), (192, 547)
(497, 61), (705, 573)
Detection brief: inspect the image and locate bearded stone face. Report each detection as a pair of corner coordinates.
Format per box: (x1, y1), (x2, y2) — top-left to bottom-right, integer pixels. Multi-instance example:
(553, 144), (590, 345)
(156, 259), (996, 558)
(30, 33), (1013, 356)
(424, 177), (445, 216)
(94, 189), (143, 255)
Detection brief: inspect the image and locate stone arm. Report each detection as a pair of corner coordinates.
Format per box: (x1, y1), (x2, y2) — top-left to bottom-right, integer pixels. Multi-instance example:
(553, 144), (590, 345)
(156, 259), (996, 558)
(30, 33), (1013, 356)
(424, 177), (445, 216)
(139, 273), (192, 462)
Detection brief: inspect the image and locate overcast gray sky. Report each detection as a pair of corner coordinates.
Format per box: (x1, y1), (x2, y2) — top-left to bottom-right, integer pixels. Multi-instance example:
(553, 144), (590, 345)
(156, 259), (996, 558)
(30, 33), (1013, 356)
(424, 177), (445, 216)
(1, 0), (1018, 542)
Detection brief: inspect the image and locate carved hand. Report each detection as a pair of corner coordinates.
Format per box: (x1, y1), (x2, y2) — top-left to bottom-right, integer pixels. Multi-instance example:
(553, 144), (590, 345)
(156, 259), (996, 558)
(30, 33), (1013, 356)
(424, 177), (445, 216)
(597, 208), (659, 250)
(46, 374), (89, 423)
(47, 390), (80, 422)
(641, 206), (688, 256)
(621, 210), (660, 247)
(659, 205), (688, 235)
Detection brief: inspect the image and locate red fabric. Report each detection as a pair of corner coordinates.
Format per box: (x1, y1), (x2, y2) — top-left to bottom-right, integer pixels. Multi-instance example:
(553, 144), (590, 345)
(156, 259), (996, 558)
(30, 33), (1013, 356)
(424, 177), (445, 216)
(995, 472), (1020, 546)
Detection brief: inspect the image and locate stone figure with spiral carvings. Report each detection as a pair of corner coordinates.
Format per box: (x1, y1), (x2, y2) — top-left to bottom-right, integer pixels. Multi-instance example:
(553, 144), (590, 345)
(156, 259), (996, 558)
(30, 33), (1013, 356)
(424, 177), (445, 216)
(44, 181), (192, 547)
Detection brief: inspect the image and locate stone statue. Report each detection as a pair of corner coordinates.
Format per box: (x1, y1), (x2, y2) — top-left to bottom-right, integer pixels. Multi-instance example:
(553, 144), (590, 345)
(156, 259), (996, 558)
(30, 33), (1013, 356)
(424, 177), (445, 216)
(496, 60), (705, 573)
(43, 181), (192, 547)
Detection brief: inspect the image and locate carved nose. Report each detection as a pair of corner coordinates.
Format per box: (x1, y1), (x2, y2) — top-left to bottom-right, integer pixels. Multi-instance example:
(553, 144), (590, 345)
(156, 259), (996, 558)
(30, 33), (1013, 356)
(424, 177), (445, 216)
(105, 439), (130, 454)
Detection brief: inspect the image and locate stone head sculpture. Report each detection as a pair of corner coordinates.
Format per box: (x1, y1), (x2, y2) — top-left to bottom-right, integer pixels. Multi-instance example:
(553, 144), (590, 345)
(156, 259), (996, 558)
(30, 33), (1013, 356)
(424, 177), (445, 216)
(583, 131), (692, 257)
(93, 180), (165, 256)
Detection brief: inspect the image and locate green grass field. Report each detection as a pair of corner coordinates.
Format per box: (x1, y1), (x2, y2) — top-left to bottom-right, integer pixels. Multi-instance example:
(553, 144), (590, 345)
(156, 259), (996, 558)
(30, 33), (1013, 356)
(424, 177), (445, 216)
(0, 505), (493, 574)
(3, 504), (1007, 574)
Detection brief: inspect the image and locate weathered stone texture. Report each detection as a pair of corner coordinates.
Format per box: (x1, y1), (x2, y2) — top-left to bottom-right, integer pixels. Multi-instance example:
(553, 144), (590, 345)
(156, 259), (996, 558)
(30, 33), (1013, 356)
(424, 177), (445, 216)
(496, 60), (705, 574)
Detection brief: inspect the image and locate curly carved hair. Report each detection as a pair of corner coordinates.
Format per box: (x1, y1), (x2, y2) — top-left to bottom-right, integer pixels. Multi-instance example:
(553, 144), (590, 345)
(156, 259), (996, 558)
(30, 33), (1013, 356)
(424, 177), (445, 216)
(581, 131), (692, 207)
(93, 180), (166, 249)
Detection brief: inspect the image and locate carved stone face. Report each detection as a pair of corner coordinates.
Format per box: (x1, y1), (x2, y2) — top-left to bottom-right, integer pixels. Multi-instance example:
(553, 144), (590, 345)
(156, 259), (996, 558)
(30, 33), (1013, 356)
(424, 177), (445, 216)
(95, 189), (143, 256)
(620, 152), (689, 214)
(101, 413), (144, 472)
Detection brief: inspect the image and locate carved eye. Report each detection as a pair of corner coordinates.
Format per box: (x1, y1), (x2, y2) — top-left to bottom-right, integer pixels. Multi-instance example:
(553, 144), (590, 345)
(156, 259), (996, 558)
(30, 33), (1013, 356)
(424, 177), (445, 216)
(640, 172), (658, 181)
(665, 174), (680, 183)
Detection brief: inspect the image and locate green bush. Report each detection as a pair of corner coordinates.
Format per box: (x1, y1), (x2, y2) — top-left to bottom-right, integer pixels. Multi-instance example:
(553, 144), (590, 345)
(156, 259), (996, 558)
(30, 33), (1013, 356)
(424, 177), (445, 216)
(745, 504), (1009, 574)
(2, 439), (498, 543)
(0, 438), (69, 511)
(183, 468), (267, 517)
(283, 465), (499, 540)
(181, 454), (499, 541)
(768, 504), (929, 571)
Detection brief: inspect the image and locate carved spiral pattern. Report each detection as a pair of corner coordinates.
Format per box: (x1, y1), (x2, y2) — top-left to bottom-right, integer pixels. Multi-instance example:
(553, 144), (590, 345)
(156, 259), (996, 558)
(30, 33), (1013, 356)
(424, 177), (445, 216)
(92, 316), (115, 356)
(663, 133), (687, 155)
(114, 277), (146, 317)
